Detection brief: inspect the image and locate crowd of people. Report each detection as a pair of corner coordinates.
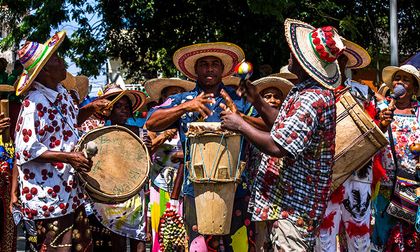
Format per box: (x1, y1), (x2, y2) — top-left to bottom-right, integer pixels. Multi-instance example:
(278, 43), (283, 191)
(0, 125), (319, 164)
(0, 18), (419, 252)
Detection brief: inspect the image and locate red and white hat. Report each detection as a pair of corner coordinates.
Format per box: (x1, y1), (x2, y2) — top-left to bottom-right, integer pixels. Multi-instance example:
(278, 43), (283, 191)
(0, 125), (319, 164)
(173, 42), (245, 80)
(285, 19), (345, 89)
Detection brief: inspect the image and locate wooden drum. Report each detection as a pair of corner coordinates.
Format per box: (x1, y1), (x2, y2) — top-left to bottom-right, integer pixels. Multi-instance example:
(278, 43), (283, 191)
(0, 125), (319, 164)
(75, 125), (149, 203)
(332, 91), (388, 190)
(186, 122), (245, 235)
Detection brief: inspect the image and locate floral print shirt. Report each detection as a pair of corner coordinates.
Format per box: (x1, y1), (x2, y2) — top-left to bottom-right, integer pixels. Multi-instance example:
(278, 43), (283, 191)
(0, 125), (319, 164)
(15, 82), (84, 220)
(248, 79), (336, 248)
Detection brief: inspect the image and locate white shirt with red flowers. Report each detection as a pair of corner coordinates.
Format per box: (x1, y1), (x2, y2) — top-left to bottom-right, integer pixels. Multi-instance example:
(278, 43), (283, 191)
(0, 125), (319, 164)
(15, 82), (85, 220)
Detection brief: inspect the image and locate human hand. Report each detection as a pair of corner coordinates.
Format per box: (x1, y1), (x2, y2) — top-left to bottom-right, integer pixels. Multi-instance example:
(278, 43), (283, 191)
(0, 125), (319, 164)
(183, 92), (215, 119)
(0, 113), (11, 133)
(379, 107), (395, 128)
(90, 99), (112, 117)
(9, 191), (19, 214)
(170, 151), (184, 163)
(141, 131), (152, 149)
(163, 129), (177, 140)
(220, 89), (238, 113)
(67, 152), (93, 173)
(236, 80), (259, 103)
(220, 110), (245, 132)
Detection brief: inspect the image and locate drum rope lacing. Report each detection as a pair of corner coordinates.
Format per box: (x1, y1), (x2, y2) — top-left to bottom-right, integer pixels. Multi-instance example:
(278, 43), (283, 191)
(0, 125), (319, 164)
(186, 134), (244, 183)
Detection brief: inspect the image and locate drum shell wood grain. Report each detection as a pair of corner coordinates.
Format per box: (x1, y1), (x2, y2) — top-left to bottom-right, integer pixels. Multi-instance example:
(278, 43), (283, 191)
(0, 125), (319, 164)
(332, 91), (388, 190)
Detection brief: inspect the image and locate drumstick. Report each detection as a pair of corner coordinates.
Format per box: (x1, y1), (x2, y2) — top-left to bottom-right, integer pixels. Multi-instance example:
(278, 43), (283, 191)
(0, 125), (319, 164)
(1, 99), (10, 143)
(104, 90), (128, 110)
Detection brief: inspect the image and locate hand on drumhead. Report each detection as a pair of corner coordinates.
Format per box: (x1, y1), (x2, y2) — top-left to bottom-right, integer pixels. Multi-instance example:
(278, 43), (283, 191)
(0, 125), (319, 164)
(220, 89), (238, 113)
(220, 110), (244, 132)
(67, 152), (93, 173)
(183, 92), (215, 119)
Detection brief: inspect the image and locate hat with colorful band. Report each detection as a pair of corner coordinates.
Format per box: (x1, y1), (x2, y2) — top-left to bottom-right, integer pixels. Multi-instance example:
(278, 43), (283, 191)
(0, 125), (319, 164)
(252, 76), (294, 95)
(341, 38), (371, 69)
(173, 42), (245, 80)
(100, 83), (147, 112)
(284, 19), (344, 89)
(16, 31), (66, 96)
(144, 78), (195, 100)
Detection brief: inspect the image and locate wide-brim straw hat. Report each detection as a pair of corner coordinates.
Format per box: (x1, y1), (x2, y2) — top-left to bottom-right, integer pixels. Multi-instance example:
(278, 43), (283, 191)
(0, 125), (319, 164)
(173, 42), (245, 80)
(0, 84), (15, 92)
(270, 65), (298, 80)
(341, 38), (371, 69)
(100, 83), (147, 112)
(144, 78), (195, 100)
(253, 76), (294, 96)
(284, 19), (342, 89)
(382, 64), (420, 96)
(222, 76), (241, 87)
(16, 31), (66, 96)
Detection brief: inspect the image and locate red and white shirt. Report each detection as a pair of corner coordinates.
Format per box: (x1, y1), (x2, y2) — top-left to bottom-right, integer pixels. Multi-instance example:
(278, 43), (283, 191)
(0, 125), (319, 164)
(15, 82), (84, 220)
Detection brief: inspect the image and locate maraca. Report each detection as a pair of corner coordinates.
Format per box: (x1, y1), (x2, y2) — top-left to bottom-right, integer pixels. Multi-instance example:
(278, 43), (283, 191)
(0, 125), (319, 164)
(234, 61), (253, 80)
(409, 142), (420, 157)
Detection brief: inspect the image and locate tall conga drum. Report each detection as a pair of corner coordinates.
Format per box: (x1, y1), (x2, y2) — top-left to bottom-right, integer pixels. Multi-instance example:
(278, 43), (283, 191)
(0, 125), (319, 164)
(186, 122), (245, 235)
(75, 125), (150, 203)
(332, 90), (388, 190)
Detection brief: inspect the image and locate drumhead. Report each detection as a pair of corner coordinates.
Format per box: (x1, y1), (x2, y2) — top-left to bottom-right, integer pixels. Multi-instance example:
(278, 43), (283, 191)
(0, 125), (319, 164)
(75, 125), (149, 203)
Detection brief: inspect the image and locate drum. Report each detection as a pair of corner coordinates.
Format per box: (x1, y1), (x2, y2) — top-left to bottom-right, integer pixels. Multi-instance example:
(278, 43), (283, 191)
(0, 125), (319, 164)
(332, 90), (388, 190)
(75, 125), (149, 203)
(186, 122), (245, 235)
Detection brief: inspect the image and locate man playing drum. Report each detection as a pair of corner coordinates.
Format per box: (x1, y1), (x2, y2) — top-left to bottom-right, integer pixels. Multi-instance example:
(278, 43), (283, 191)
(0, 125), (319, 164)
(221, 19), (343, 251)
(13, 31), (109, 251)
(146, 42), (256, 251)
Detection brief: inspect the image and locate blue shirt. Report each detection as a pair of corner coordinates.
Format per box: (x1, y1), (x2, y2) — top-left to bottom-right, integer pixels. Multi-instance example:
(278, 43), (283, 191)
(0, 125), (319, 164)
(147, 83), (254, 196)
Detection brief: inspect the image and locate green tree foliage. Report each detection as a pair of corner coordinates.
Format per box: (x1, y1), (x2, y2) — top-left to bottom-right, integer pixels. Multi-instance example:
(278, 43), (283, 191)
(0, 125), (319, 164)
(1, 0), (419, 81)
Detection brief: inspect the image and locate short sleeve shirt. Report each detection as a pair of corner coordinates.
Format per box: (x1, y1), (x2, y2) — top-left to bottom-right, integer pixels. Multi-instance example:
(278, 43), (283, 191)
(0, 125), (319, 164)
(249, 79), (336, 247)
(146, 83), (254, 196)
(15, 82), (84, 220)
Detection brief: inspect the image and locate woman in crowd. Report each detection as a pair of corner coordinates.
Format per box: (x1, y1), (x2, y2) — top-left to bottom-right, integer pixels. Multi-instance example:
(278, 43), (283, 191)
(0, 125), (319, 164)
(372, 64), (420, 251)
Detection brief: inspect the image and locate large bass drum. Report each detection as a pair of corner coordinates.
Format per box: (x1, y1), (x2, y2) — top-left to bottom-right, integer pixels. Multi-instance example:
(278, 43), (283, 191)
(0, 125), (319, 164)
(75, 125), (149, 203)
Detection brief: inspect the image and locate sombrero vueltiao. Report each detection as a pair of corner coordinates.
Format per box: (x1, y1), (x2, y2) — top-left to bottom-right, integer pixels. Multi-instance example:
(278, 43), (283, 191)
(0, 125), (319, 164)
(284, 19), (344, 89)
(341, 38), (371, 69)
(61, 72), (90, 103)
(253, 76), (294, 96)
(382, 64), (420, 96)
(270, 65), (298, 80)
(100, 83), (147, 112)
(222, 76), (241, 87)
(173, 42), (245, 80)
(16, 31), (66, 96)
(144, 78), (195, 100)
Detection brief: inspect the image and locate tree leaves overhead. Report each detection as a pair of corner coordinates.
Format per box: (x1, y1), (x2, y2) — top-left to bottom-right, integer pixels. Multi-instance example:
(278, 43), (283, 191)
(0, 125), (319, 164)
(1, 0), (419, 81)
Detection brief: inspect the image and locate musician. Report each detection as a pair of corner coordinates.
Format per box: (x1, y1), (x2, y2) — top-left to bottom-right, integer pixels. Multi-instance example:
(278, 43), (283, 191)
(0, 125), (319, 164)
(315, 39), (373, 252)
(90, 83), (149, 252)
(221, 19), (343, 251)
(244, 76), (294, 251)
(146, 42), (257, 251)
(13, 31), (109, 251)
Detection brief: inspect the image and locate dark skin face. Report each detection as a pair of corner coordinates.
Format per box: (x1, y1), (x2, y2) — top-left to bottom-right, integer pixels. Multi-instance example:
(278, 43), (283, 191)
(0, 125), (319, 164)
(194, 56), (224, 92)
(35, 53), (66, 90)
(392, 70), (418, 101)
(161, 86), (186, 101)
(109, 96), (132, 125)
(260, 87), (284, 109)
